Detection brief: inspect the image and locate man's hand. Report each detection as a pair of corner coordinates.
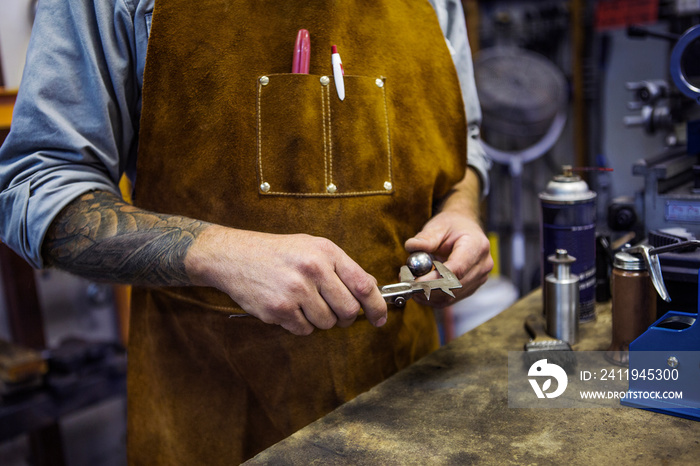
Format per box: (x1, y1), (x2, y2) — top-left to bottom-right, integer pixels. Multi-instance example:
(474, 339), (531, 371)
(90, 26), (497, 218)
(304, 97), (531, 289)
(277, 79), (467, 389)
(43, 190), (387, 336)
(404, 168), (493, 307)
(186, 227), (388, 335)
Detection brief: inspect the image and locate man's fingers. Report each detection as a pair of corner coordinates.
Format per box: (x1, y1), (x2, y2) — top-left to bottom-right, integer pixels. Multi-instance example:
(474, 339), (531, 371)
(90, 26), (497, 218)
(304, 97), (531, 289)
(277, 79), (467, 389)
(318, 276), (361, 327)
(410, 233), (492, 308)
(301, 294), (339, 330)
(278, 309), (316, 336)
(222, 233), (389, 333)
(354, 275), (388, 327)
(334, 258), (387, 327)
(405, 233), (439, 254)
(441, 241), (475, 279)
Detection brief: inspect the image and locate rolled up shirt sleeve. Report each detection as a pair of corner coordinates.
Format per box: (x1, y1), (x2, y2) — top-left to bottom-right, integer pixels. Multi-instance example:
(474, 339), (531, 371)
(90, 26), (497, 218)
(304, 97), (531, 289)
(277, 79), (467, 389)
(429, 0), (492, 198)
(0, 0), (143, 268)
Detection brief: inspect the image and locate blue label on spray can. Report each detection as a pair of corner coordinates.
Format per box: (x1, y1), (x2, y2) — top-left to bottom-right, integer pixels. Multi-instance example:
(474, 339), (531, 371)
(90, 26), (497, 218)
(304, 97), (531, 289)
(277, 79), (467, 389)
(540, 195), (597, 322)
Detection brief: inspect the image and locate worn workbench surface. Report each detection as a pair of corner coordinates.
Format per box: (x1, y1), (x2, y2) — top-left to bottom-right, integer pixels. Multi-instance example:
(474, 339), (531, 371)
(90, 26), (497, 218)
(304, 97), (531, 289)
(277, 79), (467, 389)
(246, 291), (699, 465)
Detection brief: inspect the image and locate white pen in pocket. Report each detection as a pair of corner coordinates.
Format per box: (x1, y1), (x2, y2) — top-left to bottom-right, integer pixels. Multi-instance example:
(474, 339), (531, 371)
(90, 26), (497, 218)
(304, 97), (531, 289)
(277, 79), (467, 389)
(331, 45), (345, 101)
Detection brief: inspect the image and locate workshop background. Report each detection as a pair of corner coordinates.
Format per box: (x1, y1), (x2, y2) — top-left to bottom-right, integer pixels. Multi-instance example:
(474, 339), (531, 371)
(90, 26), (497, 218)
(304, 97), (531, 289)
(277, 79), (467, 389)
(1, 1), (698, 465)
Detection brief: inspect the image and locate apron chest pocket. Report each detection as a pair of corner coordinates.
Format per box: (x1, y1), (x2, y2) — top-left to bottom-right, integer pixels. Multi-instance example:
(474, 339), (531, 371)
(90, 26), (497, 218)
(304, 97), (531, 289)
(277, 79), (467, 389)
(256, 74), (393, 197)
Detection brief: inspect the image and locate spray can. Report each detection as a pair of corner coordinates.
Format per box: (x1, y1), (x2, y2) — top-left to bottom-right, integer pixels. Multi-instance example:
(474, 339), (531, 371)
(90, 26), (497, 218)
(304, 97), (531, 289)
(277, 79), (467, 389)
(545, 249), (579, 344)
(539, 166), (597, 322)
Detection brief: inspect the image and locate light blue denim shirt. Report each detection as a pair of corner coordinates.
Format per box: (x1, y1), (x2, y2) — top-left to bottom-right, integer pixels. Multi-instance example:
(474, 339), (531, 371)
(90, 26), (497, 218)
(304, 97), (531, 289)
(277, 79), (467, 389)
(0, 0), (489, 268)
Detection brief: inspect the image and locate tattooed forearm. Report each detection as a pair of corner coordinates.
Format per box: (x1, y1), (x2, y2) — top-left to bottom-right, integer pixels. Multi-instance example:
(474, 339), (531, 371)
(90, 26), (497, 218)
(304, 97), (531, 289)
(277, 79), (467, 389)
(42, 190), (211, 286)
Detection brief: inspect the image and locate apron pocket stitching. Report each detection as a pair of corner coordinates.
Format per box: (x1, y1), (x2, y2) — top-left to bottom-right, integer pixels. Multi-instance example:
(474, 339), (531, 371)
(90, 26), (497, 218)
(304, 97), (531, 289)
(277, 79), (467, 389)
(321, 83), (329, 188)
(257, 74), (392, 196)
(256, 78), (265, 190)
(258, 190), (392, 197)
(327, 84), (334, 190)
(381, 78), (394, 189)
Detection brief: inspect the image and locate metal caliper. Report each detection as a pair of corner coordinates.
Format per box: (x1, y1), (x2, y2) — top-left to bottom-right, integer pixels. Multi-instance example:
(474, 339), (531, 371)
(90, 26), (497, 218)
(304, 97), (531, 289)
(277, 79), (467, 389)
(380, 252), (462, 308)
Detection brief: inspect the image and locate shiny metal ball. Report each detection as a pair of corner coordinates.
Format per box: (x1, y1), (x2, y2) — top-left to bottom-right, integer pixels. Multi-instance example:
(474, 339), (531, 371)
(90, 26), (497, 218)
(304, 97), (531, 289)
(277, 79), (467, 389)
(407, 252), (433, 277)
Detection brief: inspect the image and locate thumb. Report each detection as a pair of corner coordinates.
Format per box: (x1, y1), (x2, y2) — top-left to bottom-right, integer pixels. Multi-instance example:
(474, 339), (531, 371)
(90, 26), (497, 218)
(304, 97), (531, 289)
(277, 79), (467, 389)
(405, 230), (441, 254)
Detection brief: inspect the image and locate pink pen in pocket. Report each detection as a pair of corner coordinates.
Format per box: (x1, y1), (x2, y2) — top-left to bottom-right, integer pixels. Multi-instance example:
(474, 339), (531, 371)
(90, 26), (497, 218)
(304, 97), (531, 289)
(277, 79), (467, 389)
(292, 29), (310, 74)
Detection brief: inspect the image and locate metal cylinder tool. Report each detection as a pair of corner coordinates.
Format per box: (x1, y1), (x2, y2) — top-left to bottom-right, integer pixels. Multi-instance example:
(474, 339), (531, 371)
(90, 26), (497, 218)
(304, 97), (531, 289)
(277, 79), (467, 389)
(545, 249), (580, 345)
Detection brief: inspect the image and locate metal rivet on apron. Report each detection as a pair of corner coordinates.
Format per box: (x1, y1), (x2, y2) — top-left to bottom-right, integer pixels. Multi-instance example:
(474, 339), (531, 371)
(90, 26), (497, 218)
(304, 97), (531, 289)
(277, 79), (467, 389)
(259, 76), (270, 86)
(326, 183), (337, 193)
(375, 78), (384, 88)
(260, 181), (271, 192)
(383, 181), (392, 191)
(320, 76), (330, 86)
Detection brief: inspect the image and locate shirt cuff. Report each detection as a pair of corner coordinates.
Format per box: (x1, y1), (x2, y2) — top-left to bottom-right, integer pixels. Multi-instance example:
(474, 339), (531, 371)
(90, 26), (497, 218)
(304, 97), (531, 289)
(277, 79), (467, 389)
(467, 127), (492, 199)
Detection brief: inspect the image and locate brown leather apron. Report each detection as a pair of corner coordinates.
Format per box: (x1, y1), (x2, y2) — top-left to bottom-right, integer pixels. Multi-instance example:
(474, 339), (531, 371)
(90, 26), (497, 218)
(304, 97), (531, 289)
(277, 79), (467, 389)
(128, 0), (467, 463)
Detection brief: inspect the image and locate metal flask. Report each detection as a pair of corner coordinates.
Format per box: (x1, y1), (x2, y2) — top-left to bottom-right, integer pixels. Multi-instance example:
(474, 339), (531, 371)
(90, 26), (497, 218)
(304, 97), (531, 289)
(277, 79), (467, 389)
(605, 250), (657, 366)
(545, 249), (580, 344)
(539, 166), (597, 322)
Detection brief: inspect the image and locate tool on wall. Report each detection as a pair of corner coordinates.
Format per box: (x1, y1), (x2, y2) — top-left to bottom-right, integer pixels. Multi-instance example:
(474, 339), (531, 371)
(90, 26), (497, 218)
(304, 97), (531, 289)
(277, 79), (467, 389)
(625, 24), (700, 240)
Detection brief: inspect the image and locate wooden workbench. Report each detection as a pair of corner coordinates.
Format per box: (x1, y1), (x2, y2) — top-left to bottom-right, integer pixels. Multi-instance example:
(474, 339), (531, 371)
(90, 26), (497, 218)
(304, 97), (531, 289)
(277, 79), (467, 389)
(245, 291), (699, 465)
